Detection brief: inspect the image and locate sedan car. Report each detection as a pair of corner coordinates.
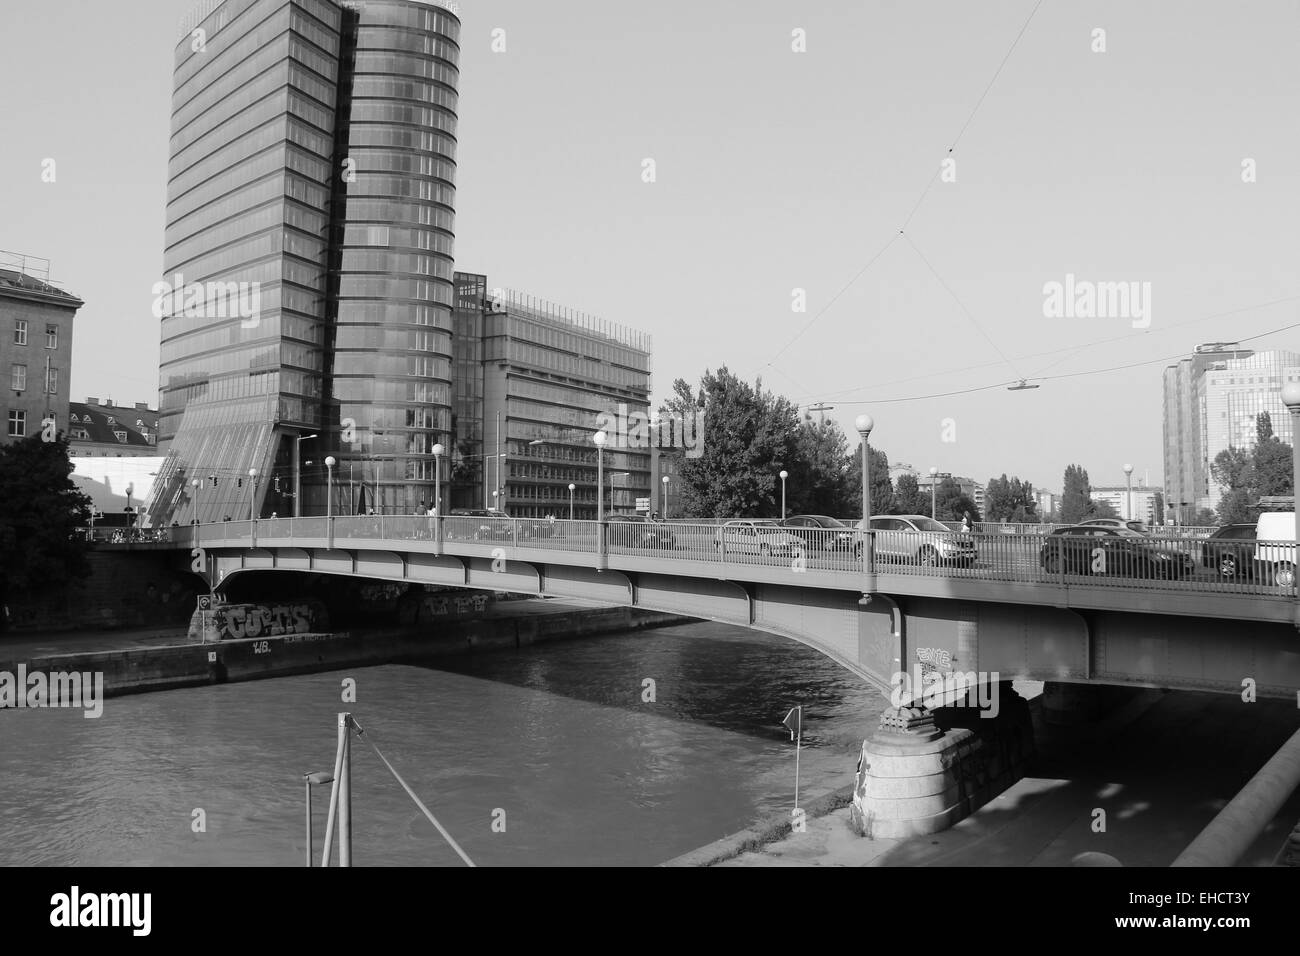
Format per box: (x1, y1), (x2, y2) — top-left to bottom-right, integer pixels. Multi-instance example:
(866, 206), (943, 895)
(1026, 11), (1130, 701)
(714, 520), (803, 557)
(859, 515), (978, 567)
(607, 514), (677, 550)
(1199, 523), (1257, 579)
(1040, 526), (1194, 579)
(780, 515), (856, 551)
(446, 508), (514, 541)
(1078, 517), (1150, 535)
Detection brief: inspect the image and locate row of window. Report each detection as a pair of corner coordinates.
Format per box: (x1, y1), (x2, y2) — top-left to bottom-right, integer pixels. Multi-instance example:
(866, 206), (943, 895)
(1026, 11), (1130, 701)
(9, 364), (58, 393)
(11, 321), (57, 348)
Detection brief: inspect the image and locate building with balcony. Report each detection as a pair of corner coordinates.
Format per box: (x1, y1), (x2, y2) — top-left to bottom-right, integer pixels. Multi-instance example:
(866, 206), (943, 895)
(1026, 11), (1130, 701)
(0, 252), (81, 446)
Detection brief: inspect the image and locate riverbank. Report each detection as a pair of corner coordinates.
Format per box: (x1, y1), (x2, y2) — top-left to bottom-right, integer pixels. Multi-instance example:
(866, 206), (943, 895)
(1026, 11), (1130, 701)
(0, 599), (695, 703)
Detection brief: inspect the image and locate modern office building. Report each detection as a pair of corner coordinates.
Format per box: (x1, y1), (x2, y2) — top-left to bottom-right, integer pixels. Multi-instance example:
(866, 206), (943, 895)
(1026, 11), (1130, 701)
(1163, 343), (1300, 519)
(150, 0), (461, 524)
(0, 252), (81, 446)
(1090, 485), (1164, 526)
(450, 274), (652, 519)
(68, 399), (160, 457)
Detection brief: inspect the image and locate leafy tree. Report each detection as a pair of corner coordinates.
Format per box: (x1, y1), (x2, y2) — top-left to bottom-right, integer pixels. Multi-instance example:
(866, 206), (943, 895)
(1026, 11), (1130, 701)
(1251, 412), (1293, 498)
(893, 472), (928, 515)
(843, 444), (895, 518)
(1211, 446), (1253, 493)
(1194, 507), (1218, 526)
(1091, 498), (1118, 519)
(932, 477), (980, 522)
(0, 435), (92, 626)
(984, 475), (1015, 522)
(664, 369), (805, 518)
(790, 417), (855, 517)
(1216, 488), (1254, 525)
(1060, 464), (1094, 523)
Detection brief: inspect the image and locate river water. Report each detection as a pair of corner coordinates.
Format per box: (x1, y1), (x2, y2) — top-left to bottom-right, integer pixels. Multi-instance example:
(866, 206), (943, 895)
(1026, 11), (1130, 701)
(0, 621), (885, 866)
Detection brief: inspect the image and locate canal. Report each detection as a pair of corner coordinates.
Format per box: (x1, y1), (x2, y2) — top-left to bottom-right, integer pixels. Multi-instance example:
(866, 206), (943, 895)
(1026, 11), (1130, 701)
(0, 621), (885, 866)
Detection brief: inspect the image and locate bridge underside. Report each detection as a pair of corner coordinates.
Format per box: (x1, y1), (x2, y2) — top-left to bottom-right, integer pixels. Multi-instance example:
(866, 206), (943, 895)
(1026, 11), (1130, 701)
(207, 547), (1300, 701)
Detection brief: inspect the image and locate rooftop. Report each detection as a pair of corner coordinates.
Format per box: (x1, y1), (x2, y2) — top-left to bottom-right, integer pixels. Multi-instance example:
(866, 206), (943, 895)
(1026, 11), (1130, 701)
(0, 251), (82, 306)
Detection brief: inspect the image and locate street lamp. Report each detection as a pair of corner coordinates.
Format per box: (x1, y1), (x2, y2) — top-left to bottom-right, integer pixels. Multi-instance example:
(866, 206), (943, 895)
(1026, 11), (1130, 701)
(856, 414), (876, 598)
(303, 770), (334, 867)
(929, 466), (938, 519)
(191, 478), (201, 539)
(779, 470), (788, 519)
(248, 468), (258, 521)
(661, 474), (670, 520)
(295, 433), (317, 517)
(1123, 463), (1134, 522)
(1280, 384), (1300, 604)
(432, 443), (444, 515)
(325, 457), (336, 518)
(593, 430), (607, 522)
(568, 482), (576, 521)
(608, 471), (629, 514)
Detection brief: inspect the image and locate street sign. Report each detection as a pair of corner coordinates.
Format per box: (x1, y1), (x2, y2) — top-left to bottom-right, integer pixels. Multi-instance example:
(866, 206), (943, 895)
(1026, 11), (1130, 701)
(635, 497), (650, 512)
(197, 595), (212, 610)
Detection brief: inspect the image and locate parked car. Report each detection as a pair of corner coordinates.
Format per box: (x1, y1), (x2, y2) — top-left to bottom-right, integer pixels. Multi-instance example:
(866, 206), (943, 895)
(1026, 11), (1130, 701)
(1199, 523), (1258, 579)
(1040, 526), (1194, 579)
(446, 508), (513, 541)
(1253, 511), (1297, 587)
(1078, 517), (1151, 535)
(780, 515), (856, 551)
(714, 519), (803, 557)
(607, 514), (677, 550)
(859, 515), (978, 567)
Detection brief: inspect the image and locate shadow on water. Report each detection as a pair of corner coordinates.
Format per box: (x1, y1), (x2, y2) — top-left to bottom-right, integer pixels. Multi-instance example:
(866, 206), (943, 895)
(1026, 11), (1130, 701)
(407, 620), (889, 750)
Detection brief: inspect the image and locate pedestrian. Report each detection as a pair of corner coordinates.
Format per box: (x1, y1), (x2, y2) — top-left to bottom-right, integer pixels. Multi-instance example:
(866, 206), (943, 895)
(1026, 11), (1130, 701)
(960, 512), (971, 533)
(427, 503), (437, 537)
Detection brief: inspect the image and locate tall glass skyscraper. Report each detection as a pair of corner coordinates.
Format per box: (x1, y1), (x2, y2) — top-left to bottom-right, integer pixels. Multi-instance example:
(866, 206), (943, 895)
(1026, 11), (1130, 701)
(150, 0), (459, 524)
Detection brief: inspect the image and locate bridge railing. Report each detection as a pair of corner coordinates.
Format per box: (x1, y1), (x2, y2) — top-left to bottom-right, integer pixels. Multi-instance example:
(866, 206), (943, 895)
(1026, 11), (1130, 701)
(194, 519), (1298, 601)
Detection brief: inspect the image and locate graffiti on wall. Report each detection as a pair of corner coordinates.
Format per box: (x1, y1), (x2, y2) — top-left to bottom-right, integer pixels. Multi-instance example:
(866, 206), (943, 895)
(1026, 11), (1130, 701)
(218, 603), (314, 640)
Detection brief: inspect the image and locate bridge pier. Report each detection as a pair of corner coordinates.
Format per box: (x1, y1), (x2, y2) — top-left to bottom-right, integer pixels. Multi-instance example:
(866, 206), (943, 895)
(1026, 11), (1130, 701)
(850, 682), (1033, 838)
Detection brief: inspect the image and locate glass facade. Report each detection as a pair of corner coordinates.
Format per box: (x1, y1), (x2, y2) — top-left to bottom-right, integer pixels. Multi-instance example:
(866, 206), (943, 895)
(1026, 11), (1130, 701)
(153, 0), (459, 522)
(452, 275), (653, 518)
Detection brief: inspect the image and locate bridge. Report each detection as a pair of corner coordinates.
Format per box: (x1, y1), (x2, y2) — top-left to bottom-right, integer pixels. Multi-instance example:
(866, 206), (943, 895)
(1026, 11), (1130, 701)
(175, 515), (1300, 704)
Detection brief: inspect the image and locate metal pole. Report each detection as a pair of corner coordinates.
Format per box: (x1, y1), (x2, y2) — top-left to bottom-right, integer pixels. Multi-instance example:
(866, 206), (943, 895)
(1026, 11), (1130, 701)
(294, 440), (301, 518)
(326, 465), (333, 519)
(597, 445), (604, 522)
(434, 452), (441, 514)
(496, 411), (502, 510)
(857, 417), (876, 595)
(339, 712), (352, 867)
(304, 777), (312, 867)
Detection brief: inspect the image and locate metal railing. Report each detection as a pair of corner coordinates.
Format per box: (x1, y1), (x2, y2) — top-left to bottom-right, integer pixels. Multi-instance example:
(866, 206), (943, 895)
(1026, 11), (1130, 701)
(186, 518), (1299, 603)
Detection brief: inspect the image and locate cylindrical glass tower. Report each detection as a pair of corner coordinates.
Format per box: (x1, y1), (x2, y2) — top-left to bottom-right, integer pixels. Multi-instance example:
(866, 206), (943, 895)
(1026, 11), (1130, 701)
(327, 0), (458, 514)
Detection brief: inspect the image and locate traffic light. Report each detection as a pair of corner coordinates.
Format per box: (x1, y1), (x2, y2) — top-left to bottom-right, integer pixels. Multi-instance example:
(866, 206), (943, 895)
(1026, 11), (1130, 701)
(209, 475), (218, 487)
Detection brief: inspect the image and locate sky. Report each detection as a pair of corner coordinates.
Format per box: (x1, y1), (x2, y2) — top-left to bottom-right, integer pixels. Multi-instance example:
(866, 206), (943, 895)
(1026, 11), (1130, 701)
(1, 0), (1296, 494)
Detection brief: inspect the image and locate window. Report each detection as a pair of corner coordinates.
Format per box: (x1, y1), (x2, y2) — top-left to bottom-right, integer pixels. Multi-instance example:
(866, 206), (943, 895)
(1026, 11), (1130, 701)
(10, 365), (25, 391)
(7, 410), (25, 437)
(45, 366), (57, 394)
(113, 430), (127, 443)
(45, 326), (57, 349)
(13, 321), (27, 345)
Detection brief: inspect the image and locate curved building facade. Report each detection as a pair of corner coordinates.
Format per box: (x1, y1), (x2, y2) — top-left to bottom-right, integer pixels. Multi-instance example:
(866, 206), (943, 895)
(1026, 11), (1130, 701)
(328, 0), (459, 515)
(150, 0), (458, 524)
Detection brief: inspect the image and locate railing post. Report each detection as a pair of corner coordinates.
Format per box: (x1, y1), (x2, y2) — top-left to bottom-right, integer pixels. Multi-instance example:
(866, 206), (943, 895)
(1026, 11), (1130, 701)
(513, 518), (519, 550)
(597, 519), (608, 571)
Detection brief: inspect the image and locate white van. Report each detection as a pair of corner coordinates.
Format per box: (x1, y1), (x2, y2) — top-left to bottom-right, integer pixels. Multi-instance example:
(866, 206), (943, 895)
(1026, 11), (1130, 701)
(1253, 511), (1297, 587)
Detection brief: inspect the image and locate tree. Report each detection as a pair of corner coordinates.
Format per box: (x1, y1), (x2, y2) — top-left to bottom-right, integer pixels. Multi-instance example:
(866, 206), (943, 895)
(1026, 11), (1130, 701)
(1091, 498), (1118, 519)
(791, 417), (856, 517)
(0, 434), (92, 627)
(1216, 488), (1254, 525)
(843, 443), (895, 518)
(1194, 507), (1218, 526)
(1060, 464), (1094, 523)
(1211, 446), (1253, 493)
(984, 475), (1015, 522)
(932, 477), (980, 522)
(664, 369), (806, 518)
(1251, 412), (1293, 498)
(893, 473), (927, 515)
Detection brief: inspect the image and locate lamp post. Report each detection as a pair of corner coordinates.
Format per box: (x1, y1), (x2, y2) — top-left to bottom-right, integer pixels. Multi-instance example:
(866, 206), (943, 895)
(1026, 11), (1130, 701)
(325, 456), (336, 518)
(568, 482), (576, 521)
(929, 466), (938, 519)
(779, 470), (788, 519)
(191, 478), (201, 545)
(303, 770), (334, 867)
(295, 433), (317, 517)
(857, 415), (876, 598)
(593, 431), (607, 521)
(432, 443), (444, 515)
(661, 474), (670, 520)
(1123, 463), (1134, 522)
(248, 468), (258, 521)
(1280, 384), (1300, 608)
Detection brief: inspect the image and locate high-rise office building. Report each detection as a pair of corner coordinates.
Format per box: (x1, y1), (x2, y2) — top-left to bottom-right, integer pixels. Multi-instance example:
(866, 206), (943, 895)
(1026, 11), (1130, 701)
(1163, 343), (1300, 520)
(0, 252), (81, 446)
(150, 0), (460, 523)
(451, 275), (652, 518)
